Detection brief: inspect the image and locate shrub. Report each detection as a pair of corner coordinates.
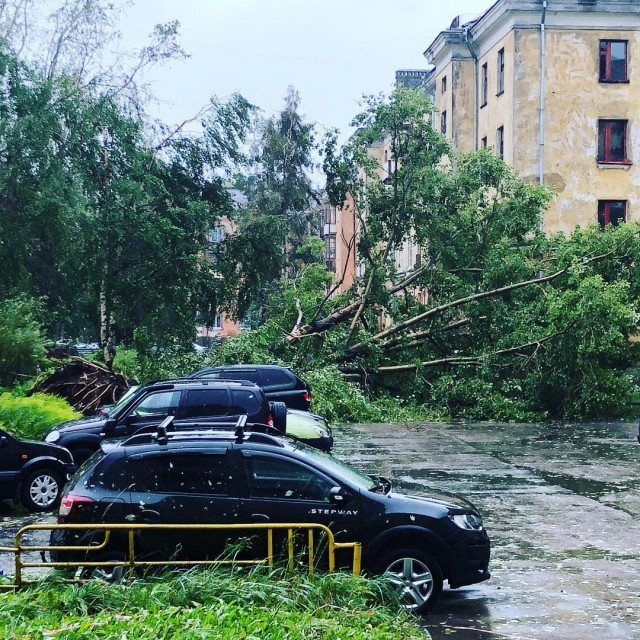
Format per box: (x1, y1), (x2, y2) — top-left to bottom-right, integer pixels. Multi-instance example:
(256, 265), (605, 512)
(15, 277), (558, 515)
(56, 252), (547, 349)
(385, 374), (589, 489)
(0, 392), (79, 439)
(0, 297), (49, 386)
(0, 569), (424, 640)
(305, 367), (386, 423)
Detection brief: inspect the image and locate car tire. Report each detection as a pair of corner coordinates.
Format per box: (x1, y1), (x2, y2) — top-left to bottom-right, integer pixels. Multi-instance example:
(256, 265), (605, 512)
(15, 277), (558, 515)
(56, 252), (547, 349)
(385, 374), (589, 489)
(69, 447), (96, 466)
(373, 547), (444, 615)
(270, 401), (287, 433)
(21, 468), (63, 512)
(75, 551), (128, 582)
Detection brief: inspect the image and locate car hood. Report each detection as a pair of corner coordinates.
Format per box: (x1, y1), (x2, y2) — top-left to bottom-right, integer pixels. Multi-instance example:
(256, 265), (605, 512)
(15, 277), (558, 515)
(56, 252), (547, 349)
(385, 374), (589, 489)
(53, 415), (107, 433)
(386, 490), (480, 515)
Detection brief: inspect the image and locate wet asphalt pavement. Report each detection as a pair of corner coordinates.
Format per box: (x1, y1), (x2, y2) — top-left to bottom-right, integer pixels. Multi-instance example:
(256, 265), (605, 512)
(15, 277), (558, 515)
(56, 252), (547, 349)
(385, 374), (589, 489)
(334, 420), (640, 640)
(1, 420), (639, 639)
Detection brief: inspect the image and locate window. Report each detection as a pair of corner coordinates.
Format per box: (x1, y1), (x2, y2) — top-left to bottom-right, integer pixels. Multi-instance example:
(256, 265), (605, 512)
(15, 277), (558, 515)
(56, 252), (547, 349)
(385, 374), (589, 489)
(598, 119), (628, 162)
(441, 110), (447, 135)
(130, 453), (230, 495)
(209, 226), (225, 244)
(211, 314), (222, 330)
(244, 455), (334, 501)
(599, 40), (628, 82)
(230, 389), (262, 416)
(497, 48), (505, 94)
(215, 369), (261, 384)
(598, 200), (626, 227)
(481, 63), (488, 107)
(129, 391), (181, 418)
(481, 136), (488, 149)
(441, 76), (447, 93)
(183, 389), (231, 418)
(326, 236), (336, 259)
(326, 236), (336, 271)
(497, 126), (504, 158)
(324, 206), (336, 224)
(260, 368), (292, 387)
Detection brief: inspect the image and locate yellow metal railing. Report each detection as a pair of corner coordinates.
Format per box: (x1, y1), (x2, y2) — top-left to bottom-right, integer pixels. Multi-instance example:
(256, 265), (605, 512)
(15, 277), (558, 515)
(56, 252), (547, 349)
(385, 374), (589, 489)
(0, 522), (362, 588)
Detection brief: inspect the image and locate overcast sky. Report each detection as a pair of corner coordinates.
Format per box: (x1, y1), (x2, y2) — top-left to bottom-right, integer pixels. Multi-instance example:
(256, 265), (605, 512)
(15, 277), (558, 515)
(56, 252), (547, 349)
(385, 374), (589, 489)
(119, 0), (490, 137)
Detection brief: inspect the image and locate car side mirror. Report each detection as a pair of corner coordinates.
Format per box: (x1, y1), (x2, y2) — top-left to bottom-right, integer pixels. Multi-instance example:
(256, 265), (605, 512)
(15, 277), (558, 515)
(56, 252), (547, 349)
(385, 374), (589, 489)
(104, 417), (117, 433)
(0, 436), (7, 448)
(329, 486), (352, 505)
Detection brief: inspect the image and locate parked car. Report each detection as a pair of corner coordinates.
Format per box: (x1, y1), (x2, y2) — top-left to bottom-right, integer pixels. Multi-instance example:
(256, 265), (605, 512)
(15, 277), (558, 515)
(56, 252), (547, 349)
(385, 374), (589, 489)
(44, 379), (286, 465)
(286, 409), (333, 452)
(98, 385), (332, 452)
(189, 365), (312, 410)
(50, 426), (490, 614)
(0, 428), (74, 511)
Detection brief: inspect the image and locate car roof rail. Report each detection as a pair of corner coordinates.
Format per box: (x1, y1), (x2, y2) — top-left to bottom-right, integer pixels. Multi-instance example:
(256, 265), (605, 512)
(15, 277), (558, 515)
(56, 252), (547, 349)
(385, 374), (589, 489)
(235, 414), (247, 443)
(156, 415), (175, 445)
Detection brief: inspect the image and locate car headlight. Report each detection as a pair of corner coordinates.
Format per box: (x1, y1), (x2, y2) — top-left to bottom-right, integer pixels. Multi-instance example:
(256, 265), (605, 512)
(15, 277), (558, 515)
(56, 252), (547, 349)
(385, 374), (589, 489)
(45, 430), (60, 443)
(310, 425), (330, 438)
(450, 513), (483, 531)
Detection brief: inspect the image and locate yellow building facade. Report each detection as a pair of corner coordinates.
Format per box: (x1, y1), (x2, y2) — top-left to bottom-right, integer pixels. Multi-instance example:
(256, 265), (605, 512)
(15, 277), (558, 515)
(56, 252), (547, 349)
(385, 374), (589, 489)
(424, 0), (640, 233)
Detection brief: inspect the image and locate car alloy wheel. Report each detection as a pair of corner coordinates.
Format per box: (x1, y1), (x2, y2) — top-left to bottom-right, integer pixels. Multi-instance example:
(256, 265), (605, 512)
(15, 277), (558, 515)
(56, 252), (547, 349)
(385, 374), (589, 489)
(375, 548), (443, 615)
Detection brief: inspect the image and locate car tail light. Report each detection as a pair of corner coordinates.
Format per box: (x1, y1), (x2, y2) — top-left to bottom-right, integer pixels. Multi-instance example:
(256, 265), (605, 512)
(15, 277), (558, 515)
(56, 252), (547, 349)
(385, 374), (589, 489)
(59, 495), (94, 523)
(304, 391), (311, 402)
(268, 414), (273, 426)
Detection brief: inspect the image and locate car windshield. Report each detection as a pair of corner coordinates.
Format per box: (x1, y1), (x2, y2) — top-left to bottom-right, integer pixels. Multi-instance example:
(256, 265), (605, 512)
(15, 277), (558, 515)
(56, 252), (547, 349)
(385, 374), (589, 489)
(296, 443), (376, 491)
(110, 385), (140, 417)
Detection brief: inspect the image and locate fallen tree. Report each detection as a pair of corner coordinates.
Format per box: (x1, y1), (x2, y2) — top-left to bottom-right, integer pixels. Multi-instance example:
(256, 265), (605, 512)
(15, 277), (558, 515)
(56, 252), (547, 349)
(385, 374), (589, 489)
(29, 357), (131, 415)
(218, 88), (640, 420)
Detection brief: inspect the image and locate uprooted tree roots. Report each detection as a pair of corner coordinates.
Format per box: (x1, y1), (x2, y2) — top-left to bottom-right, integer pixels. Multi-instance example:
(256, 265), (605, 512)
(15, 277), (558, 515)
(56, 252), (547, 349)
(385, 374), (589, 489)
(29, 357), (132, 416)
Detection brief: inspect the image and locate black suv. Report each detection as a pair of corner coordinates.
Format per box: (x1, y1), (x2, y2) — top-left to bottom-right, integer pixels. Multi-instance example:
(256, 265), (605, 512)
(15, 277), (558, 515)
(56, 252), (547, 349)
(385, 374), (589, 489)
(189, 365), (311, 410)
(44, 379), (286, 464)
(51, 427), (490, 613)
(0, 428), (74, 511)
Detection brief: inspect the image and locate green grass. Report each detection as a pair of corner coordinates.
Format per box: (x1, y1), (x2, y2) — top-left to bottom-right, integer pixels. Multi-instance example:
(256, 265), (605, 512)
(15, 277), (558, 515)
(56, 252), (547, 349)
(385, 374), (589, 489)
(0, 392), (79, 439)
(0, 568), (428, 639)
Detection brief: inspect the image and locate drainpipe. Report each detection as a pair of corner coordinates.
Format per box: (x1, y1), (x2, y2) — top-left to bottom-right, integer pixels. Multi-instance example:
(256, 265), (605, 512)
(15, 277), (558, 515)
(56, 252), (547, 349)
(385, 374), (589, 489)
(539, 0), (547, 231)
(464, 27), (479, 151)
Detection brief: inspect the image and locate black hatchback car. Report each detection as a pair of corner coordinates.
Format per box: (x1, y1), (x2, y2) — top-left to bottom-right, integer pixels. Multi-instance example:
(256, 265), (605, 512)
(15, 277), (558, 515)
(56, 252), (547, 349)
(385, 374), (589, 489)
(51, 427), (490, 613)
(0, 428), (74, 511)
(189, 365), (311, 410)
(44, 379), (286, 464)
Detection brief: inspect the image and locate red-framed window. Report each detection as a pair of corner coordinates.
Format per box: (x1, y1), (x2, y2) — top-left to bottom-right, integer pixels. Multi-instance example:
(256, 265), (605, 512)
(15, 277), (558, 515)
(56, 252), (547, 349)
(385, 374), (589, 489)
(599, 40), (628, 82)
(598, 120), (628, 163)
(598, 200), (626, 227)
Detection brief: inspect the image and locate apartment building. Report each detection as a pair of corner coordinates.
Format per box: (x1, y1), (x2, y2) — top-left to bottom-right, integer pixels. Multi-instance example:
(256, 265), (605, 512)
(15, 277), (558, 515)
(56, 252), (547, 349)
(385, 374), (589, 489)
(424, 0), (640, 233)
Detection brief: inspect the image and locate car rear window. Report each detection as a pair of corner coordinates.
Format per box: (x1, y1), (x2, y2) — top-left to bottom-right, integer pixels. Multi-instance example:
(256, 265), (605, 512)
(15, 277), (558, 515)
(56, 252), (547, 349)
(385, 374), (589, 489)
(87, 456), (129, 490)
(219, 370), (261, 384)
(261, 368), (293, 387)
(230, 389), (262, 416)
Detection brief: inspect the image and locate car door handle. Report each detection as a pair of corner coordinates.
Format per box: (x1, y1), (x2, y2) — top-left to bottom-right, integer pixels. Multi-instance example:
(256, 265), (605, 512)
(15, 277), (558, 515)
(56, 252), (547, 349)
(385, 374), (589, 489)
(251, 513), (270, 522)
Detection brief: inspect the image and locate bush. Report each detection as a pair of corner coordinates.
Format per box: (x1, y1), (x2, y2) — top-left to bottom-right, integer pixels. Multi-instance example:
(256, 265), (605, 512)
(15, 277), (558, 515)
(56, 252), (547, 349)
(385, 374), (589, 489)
(305, 367), (385, 423)
(0, 297), (49, 386)
(0, 568), (424, 640)
(0, 392), (79, 439)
